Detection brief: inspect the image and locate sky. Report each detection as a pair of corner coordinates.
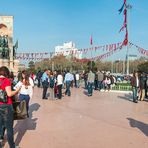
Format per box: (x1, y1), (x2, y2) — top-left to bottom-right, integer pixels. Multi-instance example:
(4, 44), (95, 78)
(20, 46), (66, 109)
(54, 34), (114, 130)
(0, 0), (148, 62)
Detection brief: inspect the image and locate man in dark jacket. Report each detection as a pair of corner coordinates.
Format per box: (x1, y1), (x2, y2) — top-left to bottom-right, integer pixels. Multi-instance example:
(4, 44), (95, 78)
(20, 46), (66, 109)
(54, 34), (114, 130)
(131, 71), (139, 103)
(139, 72), (146, 101)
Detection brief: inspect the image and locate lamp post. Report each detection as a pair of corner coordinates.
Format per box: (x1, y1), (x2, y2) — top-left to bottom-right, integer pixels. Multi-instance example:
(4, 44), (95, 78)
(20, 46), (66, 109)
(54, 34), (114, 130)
(50, 52), (54, 71)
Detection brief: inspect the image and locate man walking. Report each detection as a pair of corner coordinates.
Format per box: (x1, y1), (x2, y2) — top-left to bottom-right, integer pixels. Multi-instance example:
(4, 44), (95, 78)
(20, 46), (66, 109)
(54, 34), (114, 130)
(131, 71), (139, 103)
(87, 69), (95, 96)
(64, 70), (74, 96)
(41, 69), (49, 99)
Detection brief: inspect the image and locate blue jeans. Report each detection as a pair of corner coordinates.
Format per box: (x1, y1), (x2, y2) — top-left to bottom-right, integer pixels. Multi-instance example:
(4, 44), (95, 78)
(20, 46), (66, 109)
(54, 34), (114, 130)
(65, 81), (71, 96)
(87, 82), (94, 95)
(19, 94), (30, 115)
(132, 87), (138, 101)
(94, 80), (98, 90)
(84, 80), (87, 89)
(98, 81), (102, 90)
(0, 104), (15, 148)
(76, 80), (80, 88)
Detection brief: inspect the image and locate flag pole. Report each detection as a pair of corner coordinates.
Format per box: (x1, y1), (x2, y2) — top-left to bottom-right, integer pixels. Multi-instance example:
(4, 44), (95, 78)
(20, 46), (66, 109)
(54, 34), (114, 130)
(126, 1), (132, 75)
(90, 35), (93, 69)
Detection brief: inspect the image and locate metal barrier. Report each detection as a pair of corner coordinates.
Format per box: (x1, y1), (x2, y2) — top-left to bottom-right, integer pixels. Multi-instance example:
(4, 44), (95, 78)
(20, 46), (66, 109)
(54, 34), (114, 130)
(111, 85), (132, 91)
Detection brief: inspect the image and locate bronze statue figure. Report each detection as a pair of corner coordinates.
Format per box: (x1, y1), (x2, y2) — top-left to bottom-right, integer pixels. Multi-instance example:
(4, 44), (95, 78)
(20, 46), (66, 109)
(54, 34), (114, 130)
(0, 35), (9, 59)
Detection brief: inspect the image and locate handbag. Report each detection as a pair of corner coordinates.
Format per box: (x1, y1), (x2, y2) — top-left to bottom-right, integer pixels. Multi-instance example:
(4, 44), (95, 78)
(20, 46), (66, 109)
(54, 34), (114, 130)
(13, 100), (28, 120)
(0, 78), (8, 103)
(0, 89), (8, 103)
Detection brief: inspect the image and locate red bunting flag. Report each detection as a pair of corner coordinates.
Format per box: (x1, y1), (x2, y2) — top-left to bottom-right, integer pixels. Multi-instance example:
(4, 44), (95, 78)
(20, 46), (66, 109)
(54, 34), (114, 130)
(123, 28), (128, 46)
(90, 35), (93, 45)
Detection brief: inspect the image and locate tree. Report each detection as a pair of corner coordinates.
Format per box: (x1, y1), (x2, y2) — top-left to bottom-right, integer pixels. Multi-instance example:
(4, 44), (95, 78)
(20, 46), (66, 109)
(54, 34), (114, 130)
(137, 61), (148, 72)
(28, 61), (35, 70)
(87, 61), (95, 70)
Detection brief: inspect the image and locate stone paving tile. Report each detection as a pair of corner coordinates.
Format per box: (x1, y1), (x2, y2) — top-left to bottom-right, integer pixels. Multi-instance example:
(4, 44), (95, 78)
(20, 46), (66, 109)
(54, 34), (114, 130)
(4, 87), (148, 148)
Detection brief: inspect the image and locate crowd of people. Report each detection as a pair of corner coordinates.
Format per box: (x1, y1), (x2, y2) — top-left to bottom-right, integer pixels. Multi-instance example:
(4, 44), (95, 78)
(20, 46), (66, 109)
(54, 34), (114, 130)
(34, 70), (148, 102)
(34, 69), (148, 101)
(0, 66), (148, 148)
(35, 69), (118, 98)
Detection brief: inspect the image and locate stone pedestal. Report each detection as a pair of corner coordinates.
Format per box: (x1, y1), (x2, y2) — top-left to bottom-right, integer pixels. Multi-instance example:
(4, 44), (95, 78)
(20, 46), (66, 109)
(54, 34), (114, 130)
(0, 59), (19, 74)
(0, 59), (9, 67)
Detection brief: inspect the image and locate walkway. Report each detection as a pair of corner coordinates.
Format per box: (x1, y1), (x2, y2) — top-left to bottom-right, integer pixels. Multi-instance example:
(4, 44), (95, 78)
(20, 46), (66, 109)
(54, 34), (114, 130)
(4, 87), (148, 148)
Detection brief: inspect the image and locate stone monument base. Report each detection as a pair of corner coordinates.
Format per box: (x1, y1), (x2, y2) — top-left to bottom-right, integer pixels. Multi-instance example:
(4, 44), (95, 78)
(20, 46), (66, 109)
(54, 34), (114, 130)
(0, 59), (19, 75)
(0, 59), (9, 67)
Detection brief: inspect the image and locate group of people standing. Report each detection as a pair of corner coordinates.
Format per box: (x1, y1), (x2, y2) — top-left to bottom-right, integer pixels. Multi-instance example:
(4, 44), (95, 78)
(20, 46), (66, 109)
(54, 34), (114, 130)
(0, 66), (34, 148)
(36, 69), (117, 99)
(38, 69), (74, 100)
(83, 70), (117, 96)
(131, 71), (148, 103)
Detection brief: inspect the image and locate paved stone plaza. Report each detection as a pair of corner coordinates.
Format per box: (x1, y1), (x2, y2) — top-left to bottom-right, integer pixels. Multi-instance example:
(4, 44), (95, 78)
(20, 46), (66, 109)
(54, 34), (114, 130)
(4, 87), (148, 148)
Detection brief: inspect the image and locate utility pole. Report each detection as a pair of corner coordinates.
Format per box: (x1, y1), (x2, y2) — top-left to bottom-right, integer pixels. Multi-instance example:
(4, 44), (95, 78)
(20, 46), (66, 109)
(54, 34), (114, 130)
(50, 52), (54, 71)
(111, 60), (113, 73)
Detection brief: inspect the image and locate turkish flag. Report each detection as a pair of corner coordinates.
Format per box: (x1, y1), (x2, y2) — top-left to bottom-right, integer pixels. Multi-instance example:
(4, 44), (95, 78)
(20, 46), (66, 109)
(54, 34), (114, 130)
(90, 35), (93, 45)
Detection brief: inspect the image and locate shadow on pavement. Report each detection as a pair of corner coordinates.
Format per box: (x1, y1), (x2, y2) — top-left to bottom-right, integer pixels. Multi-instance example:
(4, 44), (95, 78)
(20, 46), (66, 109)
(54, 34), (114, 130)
(14, 103), (40, 145)
(83, 90), (88, 96)
(118, 94), (133, 102)
(127, 118), (148, 137)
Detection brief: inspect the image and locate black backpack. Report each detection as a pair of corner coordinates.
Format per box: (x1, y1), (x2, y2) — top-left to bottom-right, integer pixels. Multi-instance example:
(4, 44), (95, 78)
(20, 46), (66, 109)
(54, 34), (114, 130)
(50, 77), (55, 88)
(0, 79), (8, 103)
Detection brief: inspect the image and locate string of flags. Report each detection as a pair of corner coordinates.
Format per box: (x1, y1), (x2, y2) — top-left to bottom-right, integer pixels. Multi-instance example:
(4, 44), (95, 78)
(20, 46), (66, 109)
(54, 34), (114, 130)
(91, 44), (123, 61)
(129, 42), (148, 57)
(93, 42), (148, 61)
(16, 42), (122, 61)
(16, 52), (48, 60)
(15, 42), (148, 61)
(52, 42), (123, 56)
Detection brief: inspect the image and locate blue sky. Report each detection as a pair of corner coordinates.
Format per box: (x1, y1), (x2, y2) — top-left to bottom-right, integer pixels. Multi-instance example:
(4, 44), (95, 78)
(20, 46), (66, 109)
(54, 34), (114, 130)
(0, 0), (148, 61)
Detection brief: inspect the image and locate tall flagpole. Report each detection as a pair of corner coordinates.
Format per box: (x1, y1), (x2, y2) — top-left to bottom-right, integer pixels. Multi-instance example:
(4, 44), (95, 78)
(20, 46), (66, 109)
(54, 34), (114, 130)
(90, 35), (93, 69)
(118, 0), (132, 75)
(126, 1), (132, 75)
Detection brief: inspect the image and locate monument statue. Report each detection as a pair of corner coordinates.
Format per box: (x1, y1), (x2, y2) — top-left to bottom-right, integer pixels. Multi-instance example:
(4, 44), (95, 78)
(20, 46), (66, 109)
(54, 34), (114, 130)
(0, 35), (9, 59)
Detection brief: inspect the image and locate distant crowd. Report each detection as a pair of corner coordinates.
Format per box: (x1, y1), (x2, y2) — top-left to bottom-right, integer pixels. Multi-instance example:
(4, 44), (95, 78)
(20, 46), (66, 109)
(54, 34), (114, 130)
(35, 69), (118, 98)
(34, 69), (148, 101)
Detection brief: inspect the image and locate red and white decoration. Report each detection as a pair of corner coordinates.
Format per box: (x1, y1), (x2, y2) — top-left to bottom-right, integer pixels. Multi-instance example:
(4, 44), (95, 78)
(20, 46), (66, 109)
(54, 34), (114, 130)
(16, 52), (48, 60)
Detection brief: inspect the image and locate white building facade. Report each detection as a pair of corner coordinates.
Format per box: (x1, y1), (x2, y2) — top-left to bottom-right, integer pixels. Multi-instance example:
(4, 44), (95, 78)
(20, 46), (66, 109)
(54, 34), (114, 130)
(54, 41), (82, 59)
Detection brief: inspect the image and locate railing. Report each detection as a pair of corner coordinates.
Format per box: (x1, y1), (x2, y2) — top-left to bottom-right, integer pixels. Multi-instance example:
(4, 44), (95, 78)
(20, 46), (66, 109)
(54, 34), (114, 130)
(111, 85), (132, 91)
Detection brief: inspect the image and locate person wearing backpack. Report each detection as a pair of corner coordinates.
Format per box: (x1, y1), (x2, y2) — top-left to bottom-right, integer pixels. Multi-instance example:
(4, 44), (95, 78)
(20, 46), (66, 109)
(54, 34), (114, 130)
(0, 66), (21, 148)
